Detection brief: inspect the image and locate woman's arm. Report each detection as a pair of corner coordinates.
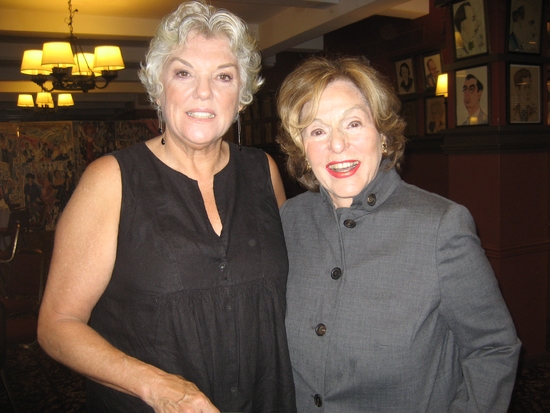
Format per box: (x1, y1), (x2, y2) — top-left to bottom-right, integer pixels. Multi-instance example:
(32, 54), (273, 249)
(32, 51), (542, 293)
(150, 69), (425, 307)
(37, 155), (219, 413)
(266, 153), (286, 208)
(437, 203), (521, 412)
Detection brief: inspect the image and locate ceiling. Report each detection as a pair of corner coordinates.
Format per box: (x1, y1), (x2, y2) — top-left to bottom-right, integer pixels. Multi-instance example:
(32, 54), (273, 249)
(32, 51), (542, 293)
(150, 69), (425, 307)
(0, 0), (429, 119)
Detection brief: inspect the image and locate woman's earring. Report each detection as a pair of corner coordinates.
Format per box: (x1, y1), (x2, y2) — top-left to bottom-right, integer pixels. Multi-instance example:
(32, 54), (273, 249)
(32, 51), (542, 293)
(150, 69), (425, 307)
(237, 113), (242, 151)
(158, 110), (165, 145)
(382, 141), (388, 154)
(305, 159), (312, 172)
(158, 111), (164, 134)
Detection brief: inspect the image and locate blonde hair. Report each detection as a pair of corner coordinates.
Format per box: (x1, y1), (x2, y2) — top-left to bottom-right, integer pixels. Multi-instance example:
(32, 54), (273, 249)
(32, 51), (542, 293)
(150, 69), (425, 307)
(138, 0), (263, 119)
(277, 56), (406, 192)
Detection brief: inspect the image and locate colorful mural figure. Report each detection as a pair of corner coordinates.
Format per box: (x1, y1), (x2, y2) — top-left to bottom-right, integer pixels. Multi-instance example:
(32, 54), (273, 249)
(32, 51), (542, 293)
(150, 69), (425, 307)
(0, 119), (158, 230)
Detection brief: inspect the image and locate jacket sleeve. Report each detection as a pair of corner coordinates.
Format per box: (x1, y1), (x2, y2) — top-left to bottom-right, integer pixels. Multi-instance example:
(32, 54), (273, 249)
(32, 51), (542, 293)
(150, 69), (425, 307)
(436, 203), (521, 413)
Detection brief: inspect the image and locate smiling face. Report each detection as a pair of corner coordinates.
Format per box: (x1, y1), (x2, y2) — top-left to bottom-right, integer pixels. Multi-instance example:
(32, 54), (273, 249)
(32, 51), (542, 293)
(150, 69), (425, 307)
(302, 80), (384, 209)
(158, 32), (241, 150)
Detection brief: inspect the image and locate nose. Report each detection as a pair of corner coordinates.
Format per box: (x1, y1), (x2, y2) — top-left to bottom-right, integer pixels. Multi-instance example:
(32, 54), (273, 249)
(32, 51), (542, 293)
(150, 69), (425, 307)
(193, 76), (212, 100)
(328, 129), (348, 153)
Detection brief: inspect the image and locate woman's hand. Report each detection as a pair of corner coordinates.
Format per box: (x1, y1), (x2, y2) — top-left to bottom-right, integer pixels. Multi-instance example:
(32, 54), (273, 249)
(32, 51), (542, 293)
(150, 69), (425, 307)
(147, 373), (220, 413)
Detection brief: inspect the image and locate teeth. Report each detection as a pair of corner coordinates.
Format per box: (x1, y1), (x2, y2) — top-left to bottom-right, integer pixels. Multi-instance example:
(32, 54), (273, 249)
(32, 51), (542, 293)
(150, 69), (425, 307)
(187, 111), (215, 119)
(329, 161), (358, 172)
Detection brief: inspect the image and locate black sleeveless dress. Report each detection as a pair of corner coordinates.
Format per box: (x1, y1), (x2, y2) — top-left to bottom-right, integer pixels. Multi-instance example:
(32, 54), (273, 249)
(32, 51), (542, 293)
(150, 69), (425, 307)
(87, 142), (296, 412)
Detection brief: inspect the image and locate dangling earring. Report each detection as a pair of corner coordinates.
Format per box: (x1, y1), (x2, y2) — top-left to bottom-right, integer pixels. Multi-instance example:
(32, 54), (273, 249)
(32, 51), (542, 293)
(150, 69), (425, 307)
(158, 111), (163, 134)
(382, 141), (388, 154)
(237, 112), (242, 151)
(158, 110), (165, 145)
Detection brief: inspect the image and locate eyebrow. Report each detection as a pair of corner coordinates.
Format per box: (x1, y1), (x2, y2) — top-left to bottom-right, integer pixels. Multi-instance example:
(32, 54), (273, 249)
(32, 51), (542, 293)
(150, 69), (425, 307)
(309, 104), (369, 124)
(168, 56), (237, 71)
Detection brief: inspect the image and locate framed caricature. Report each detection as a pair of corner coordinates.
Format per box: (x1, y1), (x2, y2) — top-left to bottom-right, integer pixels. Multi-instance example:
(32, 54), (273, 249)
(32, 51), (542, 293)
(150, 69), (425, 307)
(455, 65), (489, 126)
(423, 53), (442, 91)
(507, 0), (543, 54)
(452, 0), (488, 59)
(509, 64), (540, 123)
(396, 58), (416, 95)
(425, 96), (447, 133)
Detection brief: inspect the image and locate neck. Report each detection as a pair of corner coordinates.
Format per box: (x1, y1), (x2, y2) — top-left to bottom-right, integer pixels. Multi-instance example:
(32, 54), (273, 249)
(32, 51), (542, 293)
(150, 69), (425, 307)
(148, 135), (230, 180)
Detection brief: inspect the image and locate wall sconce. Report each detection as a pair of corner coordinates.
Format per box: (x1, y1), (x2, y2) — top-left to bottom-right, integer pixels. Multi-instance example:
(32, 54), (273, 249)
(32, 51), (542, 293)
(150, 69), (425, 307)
(436, 73), (448, 98)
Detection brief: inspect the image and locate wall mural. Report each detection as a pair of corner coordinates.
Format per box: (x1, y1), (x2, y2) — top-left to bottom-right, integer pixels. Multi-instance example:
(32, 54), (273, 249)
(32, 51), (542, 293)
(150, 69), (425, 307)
(0, 119), (158, 230)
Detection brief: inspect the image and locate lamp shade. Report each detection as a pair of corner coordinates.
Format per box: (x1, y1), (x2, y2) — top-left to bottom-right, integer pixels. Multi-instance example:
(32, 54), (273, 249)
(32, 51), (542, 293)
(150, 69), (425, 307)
(36, 92), (54, 108)
(57, 93), (74, 106)
(73, 53), (97, 76)
(20, 50), (52, 75)
(93, 46), (125, 71)
(436, 73), (448, 98)
(17, 94), (35, 107)
(42, 42), (76, 68)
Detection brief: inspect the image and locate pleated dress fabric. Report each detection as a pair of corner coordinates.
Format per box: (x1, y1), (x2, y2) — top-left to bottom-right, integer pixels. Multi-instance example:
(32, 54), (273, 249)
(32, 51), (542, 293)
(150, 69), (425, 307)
(87, 142), (296, 413)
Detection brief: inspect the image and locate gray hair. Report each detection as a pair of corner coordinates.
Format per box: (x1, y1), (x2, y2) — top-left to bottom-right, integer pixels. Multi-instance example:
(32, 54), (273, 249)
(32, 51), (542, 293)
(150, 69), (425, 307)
(138, 1), (264, 119)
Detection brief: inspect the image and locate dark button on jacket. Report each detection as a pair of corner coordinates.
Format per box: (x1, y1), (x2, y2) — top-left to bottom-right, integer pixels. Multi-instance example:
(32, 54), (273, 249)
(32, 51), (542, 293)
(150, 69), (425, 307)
(314, 394), (323, 407)
(343, 219), (356, 228)
(315, 323), (327, 336)
(331, 267), (342, 280)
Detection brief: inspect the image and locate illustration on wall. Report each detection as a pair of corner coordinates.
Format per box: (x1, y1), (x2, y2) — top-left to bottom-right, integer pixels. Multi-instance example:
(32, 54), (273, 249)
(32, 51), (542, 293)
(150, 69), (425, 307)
(509, 64), (540, 123)
(455, 65), (489, 126)
(453, 0), (488, 59)
(423, 53), (442, 91)
(508, 0), (543, 54)
(396, 58), (416, 95)
(0, 119), (158, 230)
(426, 96), (447, 134)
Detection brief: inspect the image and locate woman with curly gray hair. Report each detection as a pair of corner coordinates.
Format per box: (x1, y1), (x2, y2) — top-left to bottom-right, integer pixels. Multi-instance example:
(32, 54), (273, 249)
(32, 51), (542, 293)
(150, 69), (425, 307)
(38, 2), (295, 412)
(277, 56), (520, 412)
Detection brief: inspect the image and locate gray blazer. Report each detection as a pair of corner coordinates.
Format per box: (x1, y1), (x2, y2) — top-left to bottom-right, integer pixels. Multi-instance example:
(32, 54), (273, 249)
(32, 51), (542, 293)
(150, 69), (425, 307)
(281, 167), (520, 413)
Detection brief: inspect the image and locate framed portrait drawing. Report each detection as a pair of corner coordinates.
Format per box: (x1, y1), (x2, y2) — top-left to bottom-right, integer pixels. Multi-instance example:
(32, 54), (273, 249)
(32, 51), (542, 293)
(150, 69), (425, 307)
(423, 53), (442, 91)
(452, 0), (488, 59)
(455, 65), (489, 126)
(425, 96), (447, 134)
(509, 64), (540, 123)
(401, 100), (418, 136)
(396, 58), (416, 95)
(507, 0), (543, 54)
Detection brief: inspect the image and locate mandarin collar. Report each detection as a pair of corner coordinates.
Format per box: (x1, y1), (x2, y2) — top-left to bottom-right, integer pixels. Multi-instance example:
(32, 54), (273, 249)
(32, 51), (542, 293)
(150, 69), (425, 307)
(319, 164), (401, 212)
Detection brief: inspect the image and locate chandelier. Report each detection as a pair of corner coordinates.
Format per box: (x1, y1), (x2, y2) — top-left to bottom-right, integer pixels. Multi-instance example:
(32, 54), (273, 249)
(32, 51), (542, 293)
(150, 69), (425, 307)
(17, 92), (74, 109)
(19, 0), (125, 95)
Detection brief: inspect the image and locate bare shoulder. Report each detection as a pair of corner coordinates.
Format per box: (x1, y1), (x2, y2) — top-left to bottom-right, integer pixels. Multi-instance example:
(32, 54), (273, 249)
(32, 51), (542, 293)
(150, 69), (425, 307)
(56, 154), (122, 234)
(76, 155), (120, 192)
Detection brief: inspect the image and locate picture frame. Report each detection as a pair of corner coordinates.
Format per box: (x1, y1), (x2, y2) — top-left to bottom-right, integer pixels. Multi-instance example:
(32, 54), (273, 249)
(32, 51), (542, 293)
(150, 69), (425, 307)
(396, 58), (416, 95)
(423, 53), (442, 91)
(425, 96), (447, 134)
(507, 0), (543, 54)
(452, 0), (488, 59)
(401, 100), (418, 136)
(509, 64), (540, 123)
(455, 65), (489, 126)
